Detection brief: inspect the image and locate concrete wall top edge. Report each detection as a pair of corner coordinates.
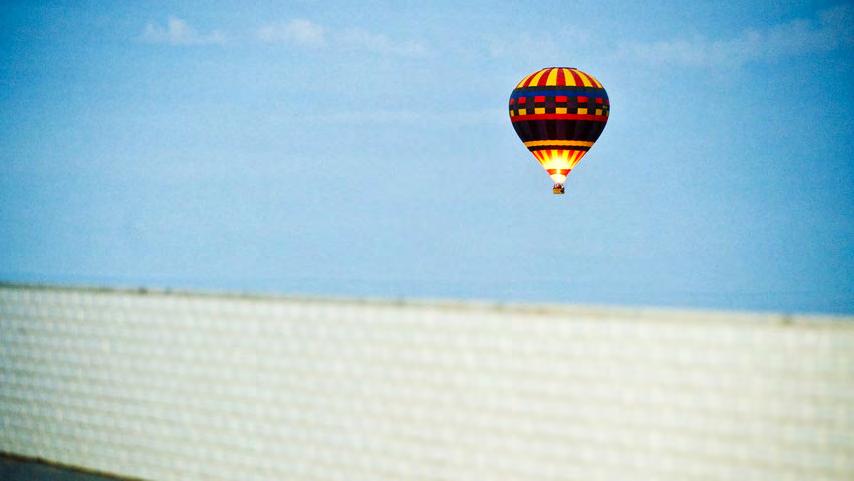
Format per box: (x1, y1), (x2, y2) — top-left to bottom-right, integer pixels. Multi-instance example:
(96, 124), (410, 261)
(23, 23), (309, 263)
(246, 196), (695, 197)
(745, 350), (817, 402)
(1, 281), (851, 327)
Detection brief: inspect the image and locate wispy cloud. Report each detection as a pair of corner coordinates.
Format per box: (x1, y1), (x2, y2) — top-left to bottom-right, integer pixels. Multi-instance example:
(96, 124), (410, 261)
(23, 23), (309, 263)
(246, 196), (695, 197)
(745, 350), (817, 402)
(338, 28), (428, 57)
(618, 4), (853, 67)
(301, 109), (503, 126)
(485, 5), (852, 70)
(257, 19), (428, 57)
(485, 33), (564, 60)
(257, 19), (325, 47)
(140, 16), (225, 46)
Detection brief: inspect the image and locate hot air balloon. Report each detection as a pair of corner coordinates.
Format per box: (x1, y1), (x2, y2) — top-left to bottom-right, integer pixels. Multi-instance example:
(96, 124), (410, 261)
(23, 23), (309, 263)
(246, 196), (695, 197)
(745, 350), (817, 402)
(509, 67), (609, 194)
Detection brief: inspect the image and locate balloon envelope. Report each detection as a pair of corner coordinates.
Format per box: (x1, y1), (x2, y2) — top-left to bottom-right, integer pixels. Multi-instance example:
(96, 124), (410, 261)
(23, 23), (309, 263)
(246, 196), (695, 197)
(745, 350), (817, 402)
(509, 67), (609, 192)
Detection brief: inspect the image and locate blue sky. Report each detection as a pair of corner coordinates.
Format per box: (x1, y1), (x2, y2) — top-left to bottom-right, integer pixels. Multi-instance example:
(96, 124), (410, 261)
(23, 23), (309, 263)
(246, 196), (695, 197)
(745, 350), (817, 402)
(1, 1), (852, 313)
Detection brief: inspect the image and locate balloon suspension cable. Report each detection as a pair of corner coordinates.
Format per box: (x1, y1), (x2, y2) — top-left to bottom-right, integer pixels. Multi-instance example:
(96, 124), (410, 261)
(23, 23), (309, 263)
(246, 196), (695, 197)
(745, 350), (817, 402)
(552, 184), (565, 195)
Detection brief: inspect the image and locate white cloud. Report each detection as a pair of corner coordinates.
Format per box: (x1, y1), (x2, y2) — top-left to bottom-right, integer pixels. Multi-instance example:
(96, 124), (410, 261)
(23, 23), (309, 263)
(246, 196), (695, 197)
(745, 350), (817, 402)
(140, 16), (225, 46)
(257, 19), (428, 57)
(618, 4), (853, 68)
(338, 28), (428, 57)
(486, 33), (565, 60)
(485, 5), (852, 70)
(302, 109), (502, 126)
(257, 19), (325, 47)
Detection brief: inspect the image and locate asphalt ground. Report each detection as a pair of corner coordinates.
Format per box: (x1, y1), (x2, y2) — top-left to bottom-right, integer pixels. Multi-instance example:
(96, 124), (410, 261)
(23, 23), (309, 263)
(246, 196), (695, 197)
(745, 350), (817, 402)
(0, 455), (135, 481)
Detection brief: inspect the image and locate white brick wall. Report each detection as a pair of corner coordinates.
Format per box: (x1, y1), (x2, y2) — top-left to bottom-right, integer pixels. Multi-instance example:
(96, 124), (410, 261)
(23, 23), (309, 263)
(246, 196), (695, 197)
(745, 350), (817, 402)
(1, 285), (852, 481)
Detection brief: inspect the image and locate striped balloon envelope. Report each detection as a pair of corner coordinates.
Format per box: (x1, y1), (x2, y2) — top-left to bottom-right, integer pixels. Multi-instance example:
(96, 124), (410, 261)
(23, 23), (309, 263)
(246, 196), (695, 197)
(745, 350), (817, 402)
(509, 67), (609, 194)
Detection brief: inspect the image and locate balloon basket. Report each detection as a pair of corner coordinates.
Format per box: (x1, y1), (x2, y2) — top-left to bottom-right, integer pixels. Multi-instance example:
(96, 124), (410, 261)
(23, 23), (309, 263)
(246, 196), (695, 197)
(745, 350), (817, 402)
(552, 184), (565, 195)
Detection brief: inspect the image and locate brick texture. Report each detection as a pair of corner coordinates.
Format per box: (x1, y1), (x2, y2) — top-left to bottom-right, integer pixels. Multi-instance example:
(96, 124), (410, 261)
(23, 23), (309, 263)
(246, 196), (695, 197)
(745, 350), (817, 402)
(1, 285), (852, 481)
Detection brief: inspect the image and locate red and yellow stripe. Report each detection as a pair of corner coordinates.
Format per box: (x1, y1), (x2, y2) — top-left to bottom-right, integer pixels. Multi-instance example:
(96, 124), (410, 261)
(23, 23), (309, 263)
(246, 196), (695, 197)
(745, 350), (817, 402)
(514, 67), (603, 89)
(524, 140), (595, 148)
